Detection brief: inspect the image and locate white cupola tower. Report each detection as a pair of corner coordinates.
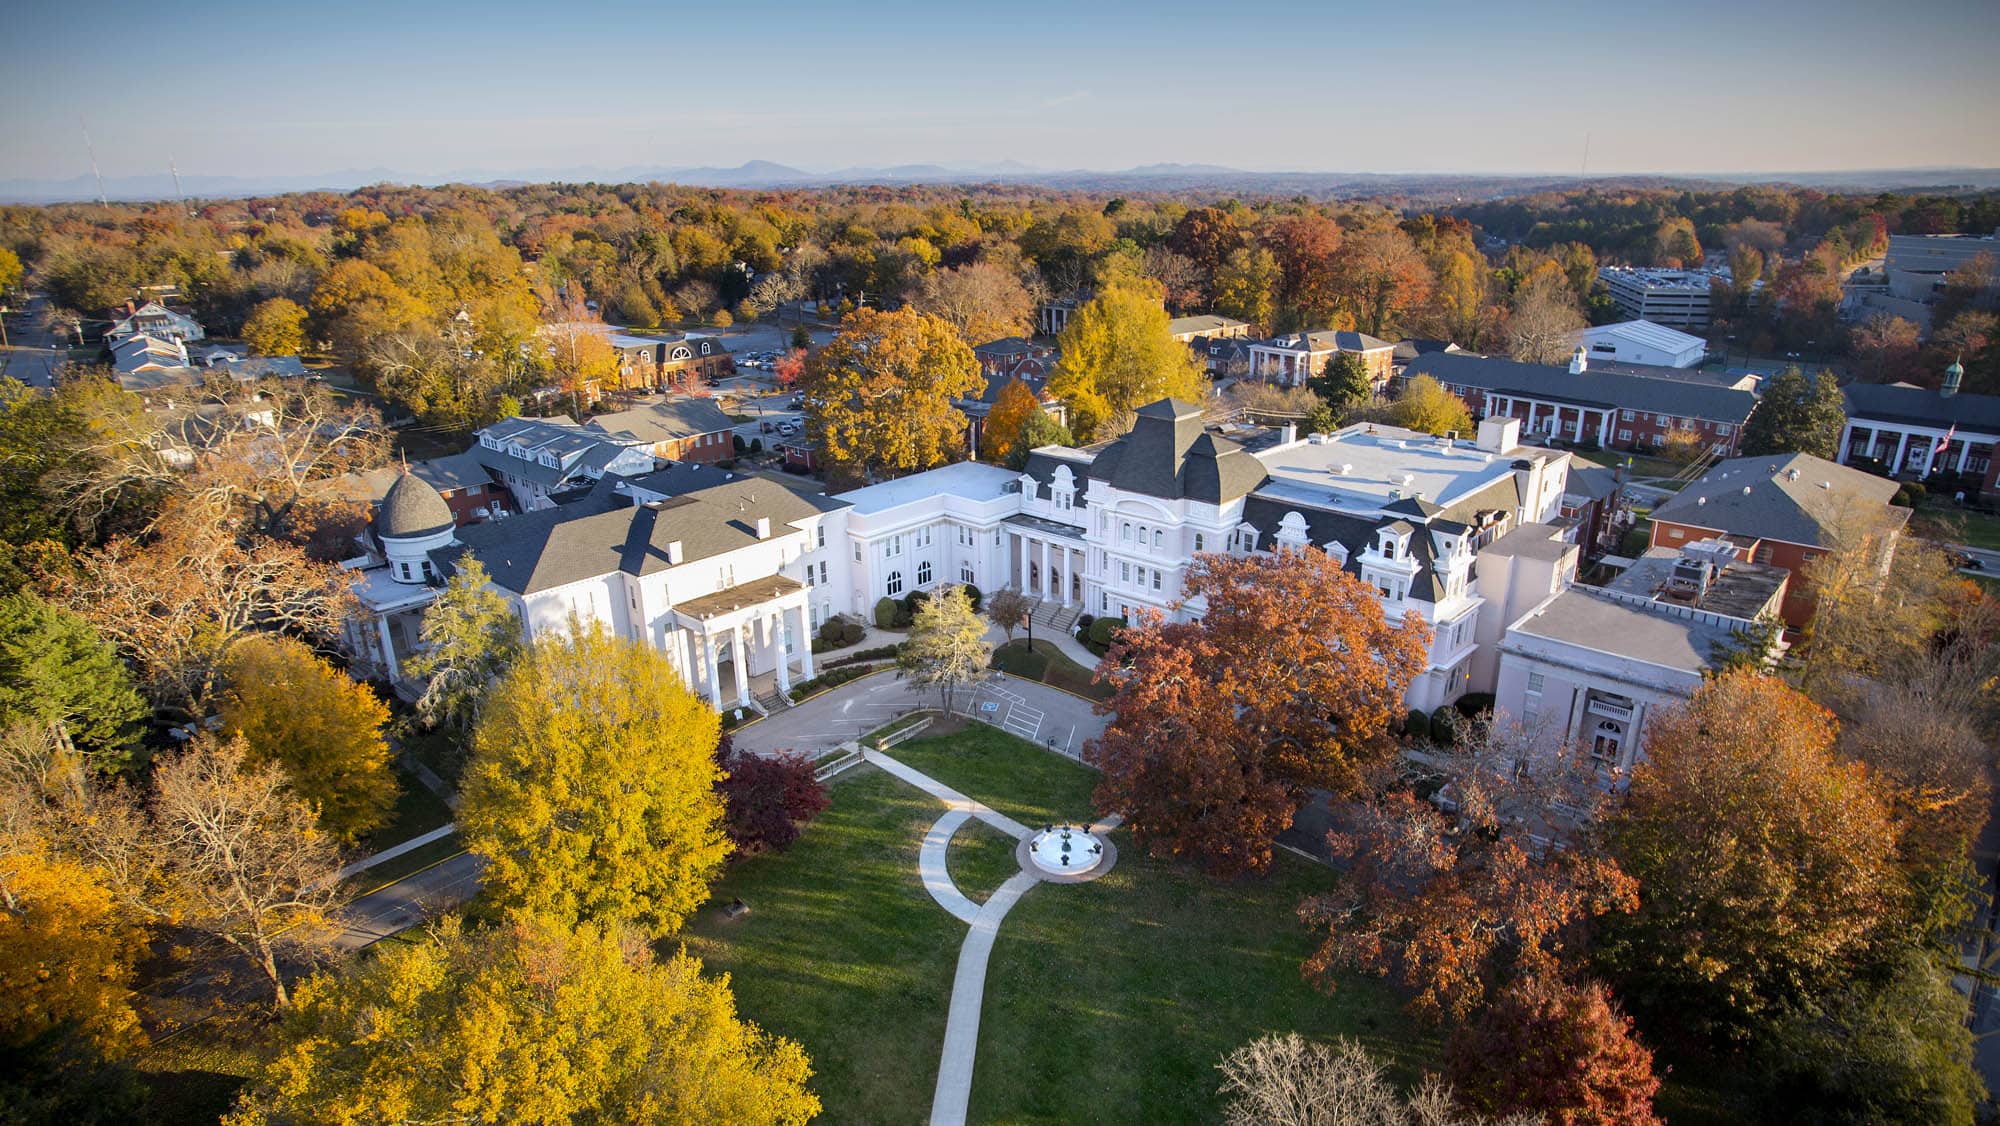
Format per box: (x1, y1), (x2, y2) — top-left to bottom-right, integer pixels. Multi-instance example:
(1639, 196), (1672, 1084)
(376, 471), (458, 586)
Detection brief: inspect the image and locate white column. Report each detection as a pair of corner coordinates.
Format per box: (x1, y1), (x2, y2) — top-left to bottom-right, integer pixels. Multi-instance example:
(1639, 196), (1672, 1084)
(1957, 441), (1973, 473)
(376, 616), (399, 679)
(1891, 431), (1910, 473)
(1018, 533), (1030, 593)
(795, 602), (815, 679)
(771, 613), (791, 693)
(1040, 540), (1051, 599)
(703, 632), (722, 709)
(1060, 547), (1072, 607)
(735, 623), (752, 708)
(1837, 422), (1855, 462)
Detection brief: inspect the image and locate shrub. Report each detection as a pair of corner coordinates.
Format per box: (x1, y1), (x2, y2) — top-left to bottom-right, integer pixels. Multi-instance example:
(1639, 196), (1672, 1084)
(1087, 616), (1125, 647)
(818, 620), (844, 645)
(902, 589), (930, 616)
(1618, 525), (1652, 557)
(1405, 709), (1431, 738)
(1429, 706), (1459, 746)
(1455, 692), (1496, 718)
(840, 622), (864, 645)
(825, 644), (901, 669)
(1076, 613), (1095, 634)
(873, 597), (898, 629)
(749, 438), (764, 454)
(731, 434), (747, 455)
(961, 585), (982, 613)
(1893, 482), (1926, 507)
(716, 737), (828, 856)
(788, 663), (880, 702)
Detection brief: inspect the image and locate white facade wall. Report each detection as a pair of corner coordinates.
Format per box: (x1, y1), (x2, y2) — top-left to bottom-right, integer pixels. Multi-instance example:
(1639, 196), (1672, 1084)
(1491, 631), (1704, 777)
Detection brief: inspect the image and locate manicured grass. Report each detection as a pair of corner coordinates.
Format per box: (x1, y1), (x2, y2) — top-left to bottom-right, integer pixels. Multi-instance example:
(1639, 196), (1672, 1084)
(1914, 503), (2000, 552)
(687, 724), (1433, 1123)
(678, 766), (963, 1125)
(135, 1013), (274, 1126)
(948, 817), (1022, 905)
(990, 639), (1112, 701)
(1579, 448), (1693, 484)
(358, 762), (455, 854)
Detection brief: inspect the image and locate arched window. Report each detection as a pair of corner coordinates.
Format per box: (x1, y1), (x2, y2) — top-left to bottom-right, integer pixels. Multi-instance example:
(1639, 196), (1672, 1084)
(887, 571), (904, 596)
(917, 560), (933, 586)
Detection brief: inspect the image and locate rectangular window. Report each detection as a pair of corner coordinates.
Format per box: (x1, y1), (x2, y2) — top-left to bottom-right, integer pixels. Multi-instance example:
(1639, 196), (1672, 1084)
(1716, 423), (1732, 436)
(1617, 429), (1632, 441)
(1527, 671), (1545, 693)
(816, 525), (826, 549)
(1193, 533), (1205, 553)
(854, 544), (863, 562)
(1120, 561), (1131, 583)
(1151, 570), (1162, 591)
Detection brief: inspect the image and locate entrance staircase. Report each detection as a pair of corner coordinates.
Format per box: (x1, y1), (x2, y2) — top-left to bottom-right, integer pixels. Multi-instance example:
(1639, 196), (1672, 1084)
(754, 685), (790, 713)
(1029, 597), (1081, 638)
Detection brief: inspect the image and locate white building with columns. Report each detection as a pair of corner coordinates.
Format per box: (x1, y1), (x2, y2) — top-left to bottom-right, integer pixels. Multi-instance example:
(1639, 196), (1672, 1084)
(349, 398), (1572, 718)
(1839, 359), (2000, 497)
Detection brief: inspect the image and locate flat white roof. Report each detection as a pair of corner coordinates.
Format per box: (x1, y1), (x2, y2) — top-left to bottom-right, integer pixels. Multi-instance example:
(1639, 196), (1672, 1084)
(1581, 319), (1706, 354)
(836, 461), (1021, 514)
(1254, 425), (1533, 512)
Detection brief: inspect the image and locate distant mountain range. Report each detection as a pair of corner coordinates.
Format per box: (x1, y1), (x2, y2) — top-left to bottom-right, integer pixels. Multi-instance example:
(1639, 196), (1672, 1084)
(5, 160), (2000, 204)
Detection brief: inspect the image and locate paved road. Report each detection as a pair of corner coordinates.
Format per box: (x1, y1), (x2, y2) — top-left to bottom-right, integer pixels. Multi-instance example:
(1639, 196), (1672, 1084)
(0, 295), (68, 387)
(731, 668), (1108, 760)
(333, 851), (485, 951)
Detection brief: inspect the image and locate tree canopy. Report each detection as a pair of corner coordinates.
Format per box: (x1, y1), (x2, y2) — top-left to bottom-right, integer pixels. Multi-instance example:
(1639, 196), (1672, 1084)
(898, 584), (992, 714)
(404, 558), (523, 734)
(460, 626), (729, 934)
(1308, 351), (1374, 416)
(1738, 366), (1847, 459)
(217, 635), (397, 843)
(1088, 549), (1429, 877)
(0, 593), (146, 772)
(801, 307), (982, 484)
(1046, 281), (1207, 440)
(1390, 375), (1476, 437)
(227, 914), (819, 1126)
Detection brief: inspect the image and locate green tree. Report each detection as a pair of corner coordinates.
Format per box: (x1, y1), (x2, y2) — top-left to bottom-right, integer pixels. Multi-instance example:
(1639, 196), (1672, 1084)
(217, 635), (397, 843)
(460, 626), (729, 934)
(241, 297), (308, 356)
(1046, 281), (1207, 440)
(404, 559), (522, 734)
(898, 585), (992, 713)
(1739, 366), (1847, 459)
(227, 914), (820, 1126)
(0, 594), (146, 773)
(1309, 351), (1374, 417)
(1008, 409), (1074, 470)
(1389, 375), (1475, 436)
(1653, 217), (1703, 268)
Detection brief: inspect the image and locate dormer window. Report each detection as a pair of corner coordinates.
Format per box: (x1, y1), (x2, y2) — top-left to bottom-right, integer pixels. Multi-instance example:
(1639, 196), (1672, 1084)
(1326, 542), (1349, 566)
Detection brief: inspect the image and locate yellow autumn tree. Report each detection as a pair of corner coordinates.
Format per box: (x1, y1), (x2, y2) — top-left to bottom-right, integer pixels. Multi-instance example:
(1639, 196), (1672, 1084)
(226, 913), (819, 1125)
(1046, 279), (1207, 440)
(217, 635), (397, 843)
(980, 378), (1040, 465)
(1389, 375), (1475, 437)
(801, 307), (982, 484)
(0, 844), (145, 1056)
(459, 625), (729, 934)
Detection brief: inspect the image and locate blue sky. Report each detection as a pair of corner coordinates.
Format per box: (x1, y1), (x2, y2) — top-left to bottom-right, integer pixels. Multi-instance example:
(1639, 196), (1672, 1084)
(5, 0), (1997, 180)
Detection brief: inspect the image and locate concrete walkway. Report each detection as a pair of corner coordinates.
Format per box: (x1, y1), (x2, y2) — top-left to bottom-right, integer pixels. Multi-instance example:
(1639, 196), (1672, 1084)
(732, 667), (1108, 759)
(862, 747), (1118, 1126)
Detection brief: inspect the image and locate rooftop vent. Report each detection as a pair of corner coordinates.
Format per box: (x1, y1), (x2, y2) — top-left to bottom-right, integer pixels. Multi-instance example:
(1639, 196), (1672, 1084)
(1338, 463), (1353, 475)
(1786, 468), (1800, 481)
(1742, 486), (1753, 495)
(666, 540), (684, 564)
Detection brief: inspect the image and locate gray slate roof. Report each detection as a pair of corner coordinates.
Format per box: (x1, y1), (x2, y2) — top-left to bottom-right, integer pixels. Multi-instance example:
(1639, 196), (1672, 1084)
(1089, 399), (1265, 504)
(1647, 452), (1907, 547)
(1842, 383), (2000, 434)
(440, 474), (837, 595)
(586, 398), (738, 444)
(1404, 351), (1759, 423)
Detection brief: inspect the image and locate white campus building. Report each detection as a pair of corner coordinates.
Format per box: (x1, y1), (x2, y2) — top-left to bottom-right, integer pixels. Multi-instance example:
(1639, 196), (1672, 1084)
(346, 398), (1573, 716)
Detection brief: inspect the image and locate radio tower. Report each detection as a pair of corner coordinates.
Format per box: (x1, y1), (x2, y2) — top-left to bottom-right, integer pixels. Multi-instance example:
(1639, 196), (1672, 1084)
(171, 157), (189, 214)
(81, 116), (107, 205)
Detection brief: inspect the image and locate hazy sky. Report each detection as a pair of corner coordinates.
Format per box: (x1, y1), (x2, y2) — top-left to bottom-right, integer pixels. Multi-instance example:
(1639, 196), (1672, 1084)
(6, 0), (1998, 181)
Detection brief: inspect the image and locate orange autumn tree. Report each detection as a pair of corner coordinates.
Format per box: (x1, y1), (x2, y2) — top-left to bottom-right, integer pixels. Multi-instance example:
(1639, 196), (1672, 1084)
(1085, 548), (1429, 877)
(1597, 671), (1904, 1043)
(979, 378), (1039, 465)
(1301, 728), (1637, 1020)
(800, 307), (981, 484)
(1447, 974), (1662, 1126)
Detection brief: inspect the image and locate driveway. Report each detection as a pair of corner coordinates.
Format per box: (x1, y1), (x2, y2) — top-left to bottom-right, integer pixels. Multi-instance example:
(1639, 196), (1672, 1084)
(1, 294), (68, 387)
(730, 669), (1108, 760)
(333, 851), (485, 951)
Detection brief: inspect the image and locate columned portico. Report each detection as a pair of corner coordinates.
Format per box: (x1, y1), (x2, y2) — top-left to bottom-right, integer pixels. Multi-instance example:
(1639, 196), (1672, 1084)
(1004, 515), (1086, 605)
(670, 575), (815, 713)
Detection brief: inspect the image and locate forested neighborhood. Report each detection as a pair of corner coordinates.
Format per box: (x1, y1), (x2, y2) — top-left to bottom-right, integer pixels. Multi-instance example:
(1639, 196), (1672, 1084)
(5, 7), (2000, 1123)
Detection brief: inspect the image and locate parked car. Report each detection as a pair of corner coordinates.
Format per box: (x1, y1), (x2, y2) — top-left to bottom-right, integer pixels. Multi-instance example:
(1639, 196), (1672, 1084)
(777, 421), (800, 436)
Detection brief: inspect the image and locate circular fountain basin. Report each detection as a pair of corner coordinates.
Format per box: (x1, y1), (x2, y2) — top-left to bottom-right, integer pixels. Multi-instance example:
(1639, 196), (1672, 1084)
(1026, 824), (1106, 876)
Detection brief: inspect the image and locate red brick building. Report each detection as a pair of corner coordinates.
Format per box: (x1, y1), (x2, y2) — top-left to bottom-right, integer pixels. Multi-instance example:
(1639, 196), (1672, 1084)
(586, 398), (739, 464)
(1644, 452), (1909, 628)
(1405, 349), (1761, 455)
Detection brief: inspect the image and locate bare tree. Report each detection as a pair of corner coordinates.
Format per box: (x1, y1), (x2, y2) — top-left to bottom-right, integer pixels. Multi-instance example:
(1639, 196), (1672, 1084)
(58, 508), (357, 714)
(152, 735), (343, 1008)
(1504, 272), (1588, 365)
(1217, 1034), (1537, 1126)
(51, 372), (387, 540)
(986, 587), (1031, 642)
(905, 261), (1035, 345)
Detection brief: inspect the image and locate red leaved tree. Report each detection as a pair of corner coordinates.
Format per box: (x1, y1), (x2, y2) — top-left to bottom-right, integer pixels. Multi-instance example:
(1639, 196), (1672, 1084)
(1301, 723), (1637, 1020)
(716, 738), (828, 857)
(1447, 974), (1662, 1126)
(1086, 549), (1429, 878)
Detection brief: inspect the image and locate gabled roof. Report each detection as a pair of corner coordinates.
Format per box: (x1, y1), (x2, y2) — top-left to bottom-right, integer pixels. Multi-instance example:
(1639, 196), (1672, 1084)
(586, 398), (737, 444)
(1167, 314), (1250, 336)
(441, 474), (836, 595)
(1403, 351), (1759, 423)
(1580, 319), (1707, 355)
(1564, 464), (1623, 502)
(1258, 329), (1393, 353)
(1842, 383), (2000, 435)
(1648, 452), (1908, 548)
(1088, 399), (1265, 505)
(972, 336), (1046, 357)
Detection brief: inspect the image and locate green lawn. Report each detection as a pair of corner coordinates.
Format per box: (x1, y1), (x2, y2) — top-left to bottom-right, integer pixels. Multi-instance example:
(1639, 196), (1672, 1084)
(681, 725), (1430, 1124)
(948, 818), (1021, 905)
(990, 639), (1111, 701)
(1579, 448), (1693, 484)
(1913, 503), (2000, 552)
